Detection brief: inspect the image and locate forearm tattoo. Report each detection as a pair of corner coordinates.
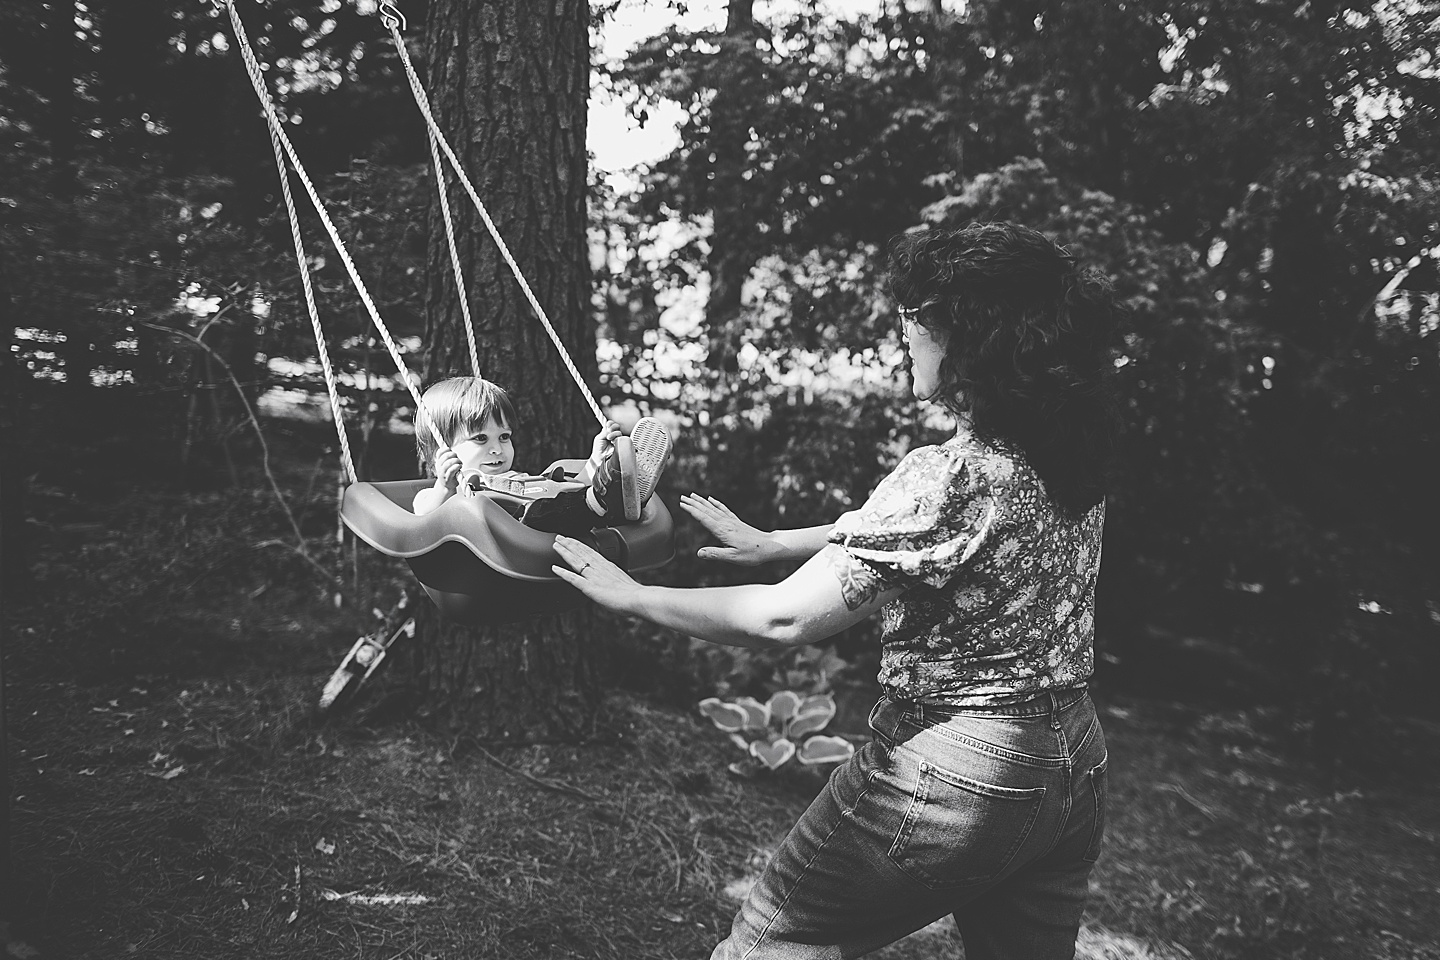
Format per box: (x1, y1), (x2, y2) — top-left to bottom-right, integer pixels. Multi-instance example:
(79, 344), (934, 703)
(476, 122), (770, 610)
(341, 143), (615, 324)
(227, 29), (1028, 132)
(826, 547), (885, 611)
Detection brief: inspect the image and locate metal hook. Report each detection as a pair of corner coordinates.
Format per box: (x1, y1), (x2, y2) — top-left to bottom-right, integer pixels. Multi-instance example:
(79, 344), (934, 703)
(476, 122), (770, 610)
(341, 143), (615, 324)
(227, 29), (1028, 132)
(379, 2), (406, 31)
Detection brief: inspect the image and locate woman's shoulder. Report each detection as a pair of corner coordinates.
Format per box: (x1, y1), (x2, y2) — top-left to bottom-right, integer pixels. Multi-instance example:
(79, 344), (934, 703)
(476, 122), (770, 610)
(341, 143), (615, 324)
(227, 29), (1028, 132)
(834, 436), (990, 538)
(891, 430), (1026, 490)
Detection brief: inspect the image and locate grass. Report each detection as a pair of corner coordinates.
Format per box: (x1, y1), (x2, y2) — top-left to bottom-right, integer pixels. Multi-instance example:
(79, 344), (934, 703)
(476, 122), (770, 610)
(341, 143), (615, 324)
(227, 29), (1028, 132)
(6, 434), (1440, 959)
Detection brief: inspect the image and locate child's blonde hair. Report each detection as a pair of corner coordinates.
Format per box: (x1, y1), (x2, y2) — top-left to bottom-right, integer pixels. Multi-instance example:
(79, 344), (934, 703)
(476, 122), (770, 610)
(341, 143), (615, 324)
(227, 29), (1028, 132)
(416, 377), (518, 472)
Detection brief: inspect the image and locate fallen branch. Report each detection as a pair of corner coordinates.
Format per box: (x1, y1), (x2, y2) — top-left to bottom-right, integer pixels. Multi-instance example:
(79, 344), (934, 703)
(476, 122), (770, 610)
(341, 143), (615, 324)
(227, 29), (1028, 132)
(466, 741), (608, 805)
(253, 538), (342, 588)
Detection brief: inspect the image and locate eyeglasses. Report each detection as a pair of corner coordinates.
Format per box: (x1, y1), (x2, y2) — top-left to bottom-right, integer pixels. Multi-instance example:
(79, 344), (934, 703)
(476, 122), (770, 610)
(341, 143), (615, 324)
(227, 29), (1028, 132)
(898, 305), (921, 343)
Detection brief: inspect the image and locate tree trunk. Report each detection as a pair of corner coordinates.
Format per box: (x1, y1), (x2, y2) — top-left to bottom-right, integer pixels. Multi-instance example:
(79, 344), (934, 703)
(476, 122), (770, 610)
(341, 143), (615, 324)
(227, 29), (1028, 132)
(408, 0), (601, 738)
(704, 0), (759, 374)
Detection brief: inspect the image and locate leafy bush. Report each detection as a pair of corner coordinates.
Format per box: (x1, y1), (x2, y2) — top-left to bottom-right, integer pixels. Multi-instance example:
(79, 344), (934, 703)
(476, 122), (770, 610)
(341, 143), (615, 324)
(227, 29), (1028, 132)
(698, 690), (854, 777)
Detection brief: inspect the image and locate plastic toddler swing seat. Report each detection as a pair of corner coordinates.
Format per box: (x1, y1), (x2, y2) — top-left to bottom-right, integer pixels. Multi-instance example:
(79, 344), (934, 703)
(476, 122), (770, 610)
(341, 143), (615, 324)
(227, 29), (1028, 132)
(339, 458), (675, 626)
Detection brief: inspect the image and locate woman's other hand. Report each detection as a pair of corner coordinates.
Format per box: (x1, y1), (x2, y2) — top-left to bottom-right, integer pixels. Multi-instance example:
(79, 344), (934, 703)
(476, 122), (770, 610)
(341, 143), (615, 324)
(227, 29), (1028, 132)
(552, 535), (642, 614)
(681, 494), (777, 566)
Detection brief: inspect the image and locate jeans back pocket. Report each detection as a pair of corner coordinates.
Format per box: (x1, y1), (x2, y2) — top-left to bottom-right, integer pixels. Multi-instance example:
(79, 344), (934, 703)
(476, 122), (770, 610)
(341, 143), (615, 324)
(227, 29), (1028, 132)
(888, 759), (1045, 890)
(1082, 755), (1108, 863)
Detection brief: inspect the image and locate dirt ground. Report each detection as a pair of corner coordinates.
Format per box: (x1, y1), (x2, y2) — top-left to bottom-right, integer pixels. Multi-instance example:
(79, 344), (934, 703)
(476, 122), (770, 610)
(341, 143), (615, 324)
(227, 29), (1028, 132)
(4, 467), (1439, 959)
(6, 640), (1440, 959)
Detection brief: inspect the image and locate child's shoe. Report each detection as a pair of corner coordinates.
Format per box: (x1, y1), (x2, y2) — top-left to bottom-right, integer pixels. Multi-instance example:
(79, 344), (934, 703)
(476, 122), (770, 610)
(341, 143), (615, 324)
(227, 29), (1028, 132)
(593, 417), (672, 522)
(628, 417), (672, 515)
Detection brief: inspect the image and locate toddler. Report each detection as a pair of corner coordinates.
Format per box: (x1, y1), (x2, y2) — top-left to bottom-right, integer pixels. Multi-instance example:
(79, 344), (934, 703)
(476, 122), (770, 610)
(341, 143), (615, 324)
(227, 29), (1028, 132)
(411, 377), (671, 536)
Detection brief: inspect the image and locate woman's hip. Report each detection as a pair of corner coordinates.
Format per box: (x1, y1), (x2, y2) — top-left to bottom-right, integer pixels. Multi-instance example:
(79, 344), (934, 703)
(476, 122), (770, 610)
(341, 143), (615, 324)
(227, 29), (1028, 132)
(869, 689), (1102, 772)
(858, 689), (1105, 887)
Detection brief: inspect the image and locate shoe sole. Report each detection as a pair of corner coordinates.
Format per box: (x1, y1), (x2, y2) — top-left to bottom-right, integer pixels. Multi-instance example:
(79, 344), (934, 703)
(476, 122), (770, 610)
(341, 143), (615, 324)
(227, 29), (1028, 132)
(629, 418), (672, 513)
(614, 435), (640, 521)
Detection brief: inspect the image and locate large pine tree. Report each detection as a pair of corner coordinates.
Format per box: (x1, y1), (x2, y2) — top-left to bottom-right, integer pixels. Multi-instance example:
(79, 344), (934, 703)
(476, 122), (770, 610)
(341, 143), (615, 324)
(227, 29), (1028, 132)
(406, 0), (603, 737)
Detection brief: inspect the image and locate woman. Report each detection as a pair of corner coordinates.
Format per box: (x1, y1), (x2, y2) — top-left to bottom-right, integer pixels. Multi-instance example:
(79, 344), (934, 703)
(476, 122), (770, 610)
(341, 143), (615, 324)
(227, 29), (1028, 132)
(553, 222), (1121, 960)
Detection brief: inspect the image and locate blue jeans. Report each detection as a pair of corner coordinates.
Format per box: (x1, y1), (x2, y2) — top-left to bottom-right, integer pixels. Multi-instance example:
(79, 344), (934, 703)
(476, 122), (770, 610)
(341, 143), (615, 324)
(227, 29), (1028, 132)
(711, 688), (1108, 960)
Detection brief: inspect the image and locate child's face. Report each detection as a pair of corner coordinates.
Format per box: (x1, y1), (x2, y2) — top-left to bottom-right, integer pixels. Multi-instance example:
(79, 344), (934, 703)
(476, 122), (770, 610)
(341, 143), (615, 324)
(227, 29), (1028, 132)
(451, 413), (515, 476)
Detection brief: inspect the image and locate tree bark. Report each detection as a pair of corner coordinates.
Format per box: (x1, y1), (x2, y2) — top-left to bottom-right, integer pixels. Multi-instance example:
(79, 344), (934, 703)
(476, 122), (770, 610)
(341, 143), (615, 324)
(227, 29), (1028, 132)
(704, 0), (759, 374)
(409, 0), (601, 738)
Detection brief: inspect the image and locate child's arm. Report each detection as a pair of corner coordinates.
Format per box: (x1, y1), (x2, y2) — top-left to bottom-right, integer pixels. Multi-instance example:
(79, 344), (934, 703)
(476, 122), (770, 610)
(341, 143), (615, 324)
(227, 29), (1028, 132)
(413, 447), (462, 515)
(412, 483), (452, 515)
(578, 420), (624, 485)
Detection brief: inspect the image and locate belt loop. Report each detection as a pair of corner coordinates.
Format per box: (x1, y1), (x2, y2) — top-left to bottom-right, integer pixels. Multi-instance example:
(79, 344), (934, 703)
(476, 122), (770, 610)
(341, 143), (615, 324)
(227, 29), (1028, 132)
(1049, 692), (1061, 729)
(914, 701), (925, 725)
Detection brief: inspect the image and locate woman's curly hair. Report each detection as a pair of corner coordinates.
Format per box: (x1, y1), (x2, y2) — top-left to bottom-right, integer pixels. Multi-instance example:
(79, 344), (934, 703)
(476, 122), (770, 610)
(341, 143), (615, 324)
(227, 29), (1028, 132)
(887, 223), (1121, 516)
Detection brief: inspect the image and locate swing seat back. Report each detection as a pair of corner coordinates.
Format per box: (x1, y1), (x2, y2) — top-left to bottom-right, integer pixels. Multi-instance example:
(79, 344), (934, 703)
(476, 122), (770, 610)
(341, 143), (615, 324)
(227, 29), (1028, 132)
(340, 475), (675, 626)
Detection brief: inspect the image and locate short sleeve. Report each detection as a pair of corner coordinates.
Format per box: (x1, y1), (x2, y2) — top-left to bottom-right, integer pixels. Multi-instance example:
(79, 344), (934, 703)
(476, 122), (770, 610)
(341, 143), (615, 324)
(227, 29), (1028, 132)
(828, 443), (1001, 590)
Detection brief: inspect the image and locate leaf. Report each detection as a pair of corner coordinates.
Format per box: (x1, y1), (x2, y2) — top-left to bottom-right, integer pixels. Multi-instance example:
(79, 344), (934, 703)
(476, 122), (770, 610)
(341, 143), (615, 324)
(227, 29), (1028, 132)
(796, 735), (855, 766)
(787, 693), (837, 738)
(731, 696), (770, 731)
(766, 690), (802, 725)
(726, 757), (765, 779)
(698, 697), (749, 733)
(799, 692), (836, 713)
(815, 649), (848, 681)
(749, 738), (796, 770)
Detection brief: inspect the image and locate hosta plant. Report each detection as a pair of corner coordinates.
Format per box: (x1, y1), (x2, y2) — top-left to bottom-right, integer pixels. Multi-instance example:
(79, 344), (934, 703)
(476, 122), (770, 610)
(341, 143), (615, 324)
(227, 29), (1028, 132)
(698, 690), (855, 778)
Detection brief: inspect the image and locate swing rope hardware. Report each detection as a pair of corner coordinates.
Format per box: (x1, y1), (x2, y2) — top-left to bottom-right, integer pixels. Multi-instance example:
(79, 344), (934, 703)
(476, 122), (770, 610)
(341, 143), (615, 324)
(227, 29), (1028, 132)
(378, 2), (406, 31)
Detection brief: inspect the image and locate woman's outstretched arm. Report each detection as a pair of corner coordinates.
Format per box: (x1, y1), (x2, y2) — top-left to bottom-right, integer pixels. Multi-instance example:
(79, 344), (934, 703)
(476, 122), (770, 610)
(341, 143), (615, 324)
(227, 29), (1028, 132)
(679, 494), (834, 566)
(552, 535), (900, 649)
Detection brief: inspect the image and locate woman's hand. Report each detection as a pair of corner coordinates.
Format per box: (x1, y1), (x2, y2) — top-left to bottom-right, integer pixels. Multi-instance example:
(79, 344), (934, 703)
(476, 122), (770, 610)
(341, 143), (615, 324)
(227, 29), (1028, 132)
(552, 535), (642, 614)
(680, 494), (777, 566)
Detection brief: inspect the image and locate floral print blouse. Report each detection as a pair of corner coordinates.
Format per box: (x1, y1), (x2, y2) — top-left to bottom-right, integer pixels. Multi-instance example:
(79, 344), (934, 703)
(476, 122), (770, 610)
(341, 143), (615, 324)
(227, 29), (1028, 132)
(829, 428), (1104, 706)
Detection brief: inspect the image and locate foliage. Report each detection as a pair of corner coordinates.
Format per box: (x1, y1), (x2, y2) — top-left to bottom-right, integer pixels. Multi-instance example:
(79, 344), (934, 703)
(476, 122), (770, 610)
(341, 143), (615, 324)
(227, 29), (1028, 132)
(698, 689), (854, 777)
(1, 0), (431, 478)
(5, 0), (1439, 743)
(596, 0), (1440, 746)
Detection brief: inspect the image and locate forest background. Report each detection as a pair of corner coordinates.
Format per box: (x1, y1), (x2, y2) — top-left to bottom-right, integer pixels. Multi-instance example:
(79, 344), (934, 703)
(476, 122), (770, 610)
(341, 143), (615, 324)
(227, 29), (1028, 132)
(1, 0), (1439, 956)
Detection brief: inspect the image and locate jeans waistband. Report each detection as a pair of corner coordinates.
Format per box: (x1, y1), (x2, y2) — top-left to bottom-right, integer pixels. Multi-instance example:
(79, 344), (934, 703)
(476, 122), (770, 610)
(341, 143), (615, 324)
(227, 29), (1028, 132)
(903, 686), (1089, 722)
(868, 688), (1091, 745)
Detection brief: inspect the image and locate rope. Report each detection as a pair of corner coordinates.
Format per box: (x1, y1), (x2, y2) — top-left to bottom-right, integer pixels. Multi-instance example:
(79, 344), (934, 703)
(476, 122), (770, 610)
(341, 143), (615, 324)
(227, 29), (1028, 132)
(382, 2), (479, 375)
(383, 13), (607, 427)
(223, 1), (446, 450)
(429, 125), (482, 376)
(237, 21), (356, 483)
